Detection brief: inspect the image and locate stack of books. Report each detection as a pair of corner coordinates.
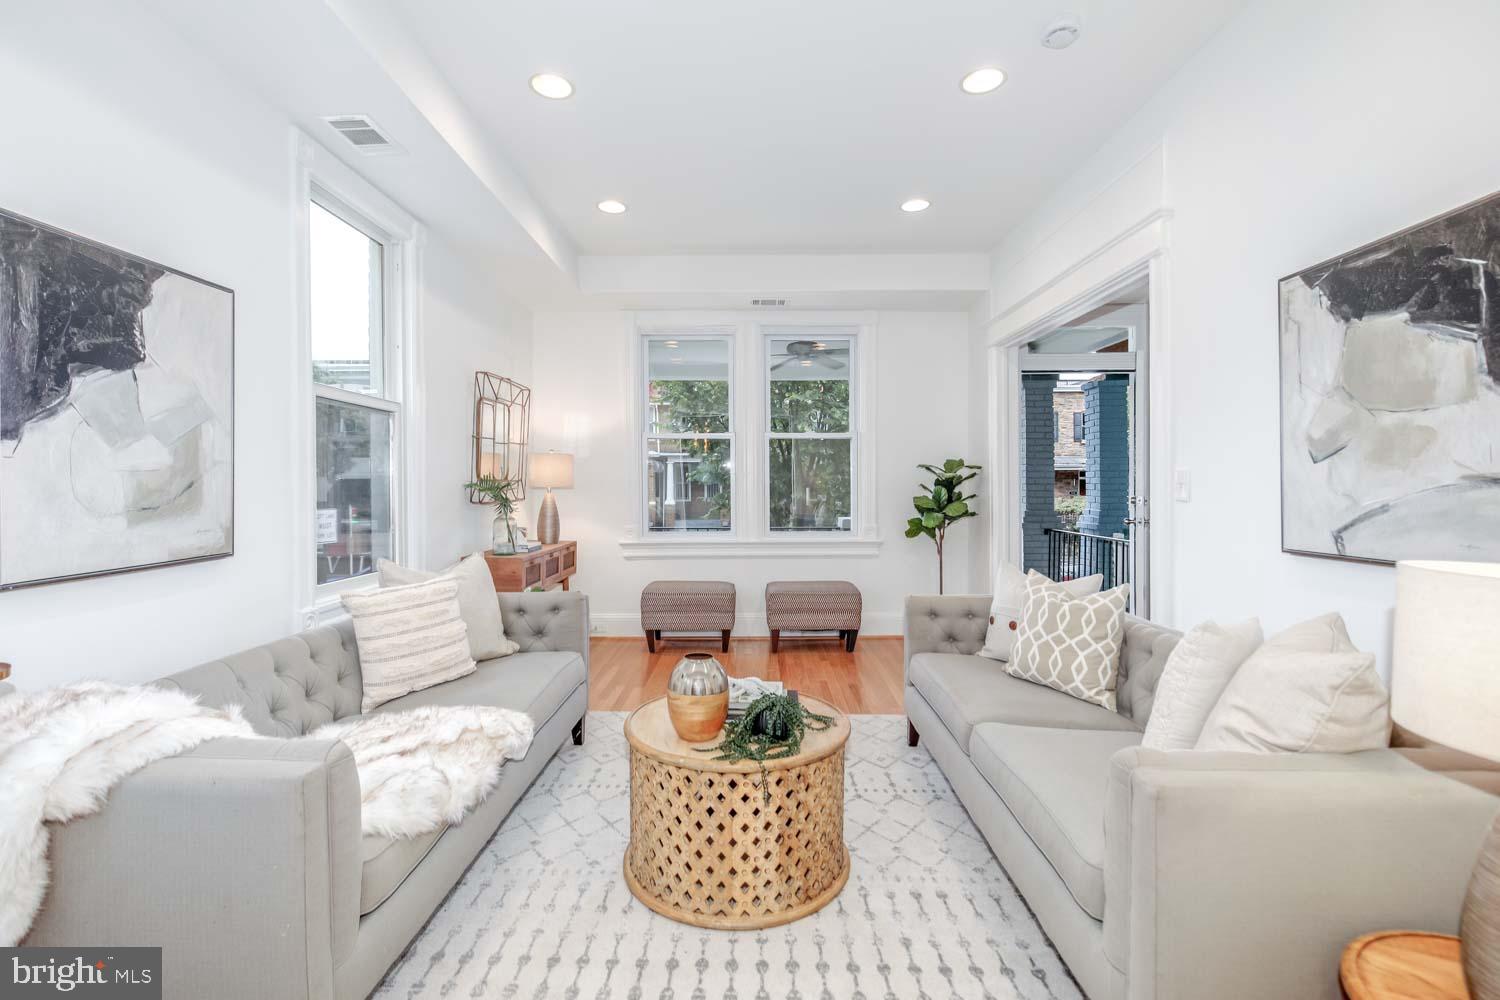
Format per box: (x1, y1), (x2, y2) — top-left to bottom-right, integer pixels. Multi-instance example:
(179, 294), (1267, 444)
(726, 677), (786, 725)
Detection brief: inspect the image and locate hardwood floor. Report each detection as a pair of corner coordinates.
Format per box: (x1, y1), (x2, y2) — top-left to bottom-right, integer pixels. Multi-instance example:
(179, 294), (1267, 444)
(589, 635), (905, 714)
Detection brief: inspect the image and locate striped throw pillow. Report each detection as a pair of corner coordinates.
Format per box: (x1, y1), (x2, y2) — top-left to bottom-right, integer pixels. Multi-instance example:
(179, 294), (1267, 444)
(342, 577), (476, 711)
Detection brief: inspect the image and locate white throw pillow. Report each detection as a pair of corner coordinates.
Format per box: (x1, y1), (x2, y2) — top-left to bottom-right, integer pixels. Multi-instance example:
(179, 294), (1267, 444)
(377, 553), (519, 661)
(978, 563), (1103, 661)
(343, 577), (478, 712)
(1141, 618), (1263, 751)
(1006, 571), (1131, 710)
(1195, 613), (1391, 754)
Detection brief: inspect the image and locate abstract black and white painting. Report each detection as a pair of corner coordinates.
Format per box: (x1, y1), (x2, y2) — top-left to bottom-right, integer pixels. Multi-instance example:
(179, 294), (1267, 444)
(1280, 191), (1500, 564)
(0, 209), (233, 589)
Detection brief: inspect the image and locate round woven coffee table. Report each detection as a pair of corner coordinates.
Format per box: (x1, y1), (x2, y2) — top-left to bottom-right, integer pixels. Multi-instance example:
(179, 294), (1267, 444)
(623, 695), (851, 929)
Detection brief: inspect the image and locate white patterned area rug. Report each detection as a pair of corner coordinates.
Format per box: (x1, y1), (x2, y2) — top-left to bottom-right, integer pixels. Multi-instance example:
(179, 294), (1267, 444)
(375, 713), (1083, 1000)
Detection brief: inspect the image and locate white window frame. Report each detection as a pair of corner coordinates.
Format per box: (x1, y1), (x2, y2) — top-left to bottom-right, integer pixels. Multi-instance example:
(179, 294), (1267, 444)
(763, 326), (859, 536)
(292, 131), (426, 627)
(619, 311), (880, 559)
(640, 329), (737, 538)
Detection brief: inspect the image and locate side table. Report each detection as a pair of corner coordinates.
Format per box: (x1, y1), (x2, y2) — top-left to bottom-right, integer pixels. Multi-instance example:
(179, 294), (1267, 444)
(623, 694), (850, 929)
(1341, 931), (1469, 1000)
(482, 541), (576, 592)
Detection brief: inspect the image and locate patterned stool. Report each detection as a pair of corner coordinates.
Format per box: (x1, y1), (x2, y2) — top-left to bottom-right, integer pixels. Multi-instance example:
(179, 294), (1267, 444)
(765, 581), (862, 652)
(641, 580), (736, 653)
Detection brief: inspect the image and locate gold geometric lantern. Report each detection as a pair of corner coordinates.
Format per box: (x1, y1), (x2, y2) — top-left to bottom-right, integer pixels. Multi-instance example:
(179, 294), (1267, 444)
(470, 372), (530, 503)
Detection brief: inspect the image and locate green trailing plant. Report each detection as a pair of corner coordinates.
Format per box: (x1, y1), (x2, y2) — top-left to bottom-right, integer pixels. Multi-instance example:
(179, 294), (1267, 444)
(698, 693), (834, 803)
(906, 458), (981, 595)
(465, 475), (522, 550)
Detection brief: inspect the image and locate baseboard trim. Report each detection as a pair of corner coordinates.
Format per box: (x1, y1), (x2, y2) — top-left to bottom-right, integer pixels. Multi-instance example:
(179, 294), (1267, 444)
(588, 611), (902, 638)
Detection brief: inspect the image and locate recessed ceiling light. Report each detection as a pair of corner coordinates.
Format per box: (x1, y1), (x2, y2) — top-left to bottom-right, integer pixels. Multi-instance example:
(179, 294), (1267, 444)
(597, 199), (628, 215)
(901, 198), (931, 213)
(529, 73), (574, 100)
(960, 67), (1007, 95)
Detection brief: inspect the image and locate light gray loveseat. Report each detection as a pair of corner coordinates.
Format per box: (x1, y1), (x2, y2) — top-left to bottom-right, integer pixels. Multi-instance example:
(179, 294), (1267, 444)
(24, 590), (590, 1000)
(904, 594), (1499, 1000)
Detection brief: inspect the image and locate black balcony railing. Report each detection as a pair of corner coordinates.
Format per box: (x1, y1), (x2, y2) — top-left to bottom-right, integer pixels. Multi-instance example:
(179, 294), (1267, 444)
(1044, 527), (1132, 599)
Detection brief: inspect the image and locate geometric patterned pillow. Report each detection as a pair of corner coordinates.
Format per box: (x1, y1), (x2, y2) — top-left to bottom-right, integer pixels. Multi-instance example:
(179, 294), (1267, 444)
(1005, 571), (1131, 710)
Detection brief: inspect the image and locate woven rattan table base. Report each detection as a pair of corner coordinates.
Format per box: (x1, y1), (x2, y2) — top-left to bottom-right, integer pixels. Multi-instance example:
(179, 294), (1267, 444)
(623, 698), (850, 929)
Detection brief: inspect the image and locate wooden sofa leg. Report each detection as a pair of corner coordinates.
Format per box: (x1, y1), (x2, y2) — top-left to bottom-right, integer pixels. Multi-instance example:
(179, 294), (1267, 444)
(845, 629), (858, 652)
(907, 720), (920, 747)
(721, 629), (731, 653)
(645, 629), (656, 653)
(770, 629), (780, 653)
(572, 717), (585, 746)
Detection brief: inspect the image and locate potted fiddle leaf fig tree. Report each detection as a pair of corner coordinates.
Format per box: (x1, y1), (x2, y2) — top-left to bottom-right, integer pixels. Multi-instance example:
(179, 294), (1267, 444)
(906, 458), (981, 594)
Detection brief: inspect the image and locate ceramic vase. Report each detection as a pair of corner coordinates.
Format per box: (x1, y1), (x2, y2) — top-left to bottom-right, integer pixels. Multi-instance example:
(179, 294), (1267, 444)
(666, 652), (729, 742)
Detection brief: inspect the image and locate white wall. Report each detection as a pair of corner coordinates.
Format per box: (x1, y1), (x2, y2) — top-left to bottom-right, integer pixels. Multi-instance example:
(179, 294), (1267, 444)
(421, 238), (534, 564)
(0, 1), (529, 690)
(529, 310), (976, 635)
(977, 0), (1500, 673)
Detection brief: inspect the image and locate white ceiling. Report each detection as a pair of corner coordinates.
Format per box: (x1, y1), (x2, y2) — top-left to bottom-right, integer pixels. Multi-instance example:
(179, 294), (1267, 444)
(387, 0), (1246, 255)
(143, 0), (1244, 307)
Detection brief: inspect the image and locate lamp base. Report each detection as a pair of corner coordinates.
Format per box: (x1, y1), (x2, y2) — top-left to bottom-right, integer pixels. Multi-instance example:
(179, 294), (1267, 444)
(1464, 811), (1500, 1000)
(537, 490), (560, 545)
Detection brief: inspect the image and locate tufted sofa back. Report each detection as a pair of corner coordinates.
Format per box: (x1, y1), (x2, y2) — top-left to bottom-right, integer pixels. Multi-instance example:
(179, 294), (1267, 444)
(1114, 616), (1180, 726)
(157, 620), (364, 737)
(903, 594), (1181, 728)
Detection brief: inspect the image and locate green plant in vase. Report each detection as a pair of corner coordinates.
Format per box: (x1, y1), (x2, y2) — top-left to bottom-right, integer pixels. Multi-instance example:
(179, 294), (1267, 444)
(906, 458), (981, 594)
(698, 693), (834, 803)
(465, 475), (522, 554)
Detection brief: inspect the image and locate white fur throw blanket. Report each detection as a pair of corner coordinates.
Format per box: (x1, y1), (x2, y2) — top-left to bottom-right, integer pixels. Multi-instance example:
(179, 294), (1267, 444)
(0, 683), (255, 946)
(0, 682), (533, 946)
(307, 705), (534, 839)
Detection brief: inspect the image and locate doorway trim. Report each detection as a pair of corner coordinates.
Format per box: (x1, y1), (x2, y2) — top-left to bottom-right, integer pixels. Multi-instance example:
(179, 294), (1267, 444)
(981, 211), (1174, 623)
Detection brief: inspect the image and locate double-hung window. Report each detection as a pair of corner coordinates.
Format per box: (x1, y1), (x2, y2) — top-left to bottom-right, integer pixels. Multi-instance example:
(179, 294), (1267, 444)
(644, 335), (733, 533)
(766, 334), (854, 533)
(309, 197), (400, 585)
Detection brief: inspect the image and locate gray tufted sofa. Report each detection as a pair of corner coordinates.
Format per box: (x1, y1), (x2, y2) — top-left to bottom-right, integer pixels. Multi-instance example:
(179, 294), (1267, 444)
(904, 594), (1498, 1000)
(24, 590), (590, 1000)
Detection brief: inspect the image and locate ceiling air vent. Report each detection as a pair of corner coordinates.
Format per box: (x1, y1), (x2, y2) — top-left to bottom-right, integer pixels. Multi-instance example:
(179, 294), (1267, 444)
(323, 115), (403, 155)
(751, 298), (788, 307)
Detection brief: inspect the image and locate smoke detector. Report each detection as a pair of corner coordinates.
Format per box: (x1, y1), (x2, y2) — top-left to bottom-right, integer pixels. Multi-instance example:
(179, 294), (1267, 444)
(1041, 14), (1083, 50)
(323, 115), (404, 155)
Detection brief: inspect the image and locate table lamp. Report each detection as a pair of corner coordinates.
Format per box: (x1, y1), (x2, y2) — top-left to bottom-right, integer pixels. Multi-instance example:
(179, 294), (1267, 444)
(1392, 559), (1500, 1000)
(529, 451), (574, 545)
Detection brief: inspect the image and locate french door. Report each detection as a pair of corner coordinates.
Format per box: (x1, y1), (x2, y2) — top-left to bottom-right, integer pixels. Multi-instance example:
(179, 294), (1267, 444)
(1016, 348), (1149, 616)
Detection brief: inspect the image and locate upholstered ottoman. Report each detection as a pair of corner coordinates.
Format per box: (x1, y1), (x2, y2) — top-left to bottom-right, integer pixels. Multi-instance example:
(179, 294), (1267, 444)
(641, 580), (736, 652)
(765, 581), (862, 652)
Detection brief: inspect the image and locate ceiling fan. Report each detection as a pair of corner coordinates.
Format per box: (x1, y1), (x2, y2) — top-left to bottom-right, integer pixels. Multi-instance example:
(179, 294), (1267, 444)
(769, 340), (849, 372)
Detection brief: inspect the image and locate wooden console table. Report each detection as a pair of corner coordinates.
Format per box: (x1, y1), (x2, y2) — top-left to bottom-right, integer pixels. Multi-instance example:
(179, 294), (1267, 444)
(483, 541), (577, 592)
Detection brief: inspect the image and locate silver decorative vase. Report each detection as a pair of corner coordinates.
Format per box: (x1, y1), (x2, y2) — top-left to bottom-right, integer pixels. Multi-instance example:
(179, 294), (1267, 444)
(666, 653), (729, 742)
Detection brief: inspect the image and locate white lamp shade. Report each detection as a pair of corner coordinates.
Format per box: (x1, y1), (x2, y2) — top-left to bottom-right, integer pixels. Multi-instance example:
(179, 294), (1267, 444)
(529, 451), (574, 490)
(1392, 559), (1500, 761)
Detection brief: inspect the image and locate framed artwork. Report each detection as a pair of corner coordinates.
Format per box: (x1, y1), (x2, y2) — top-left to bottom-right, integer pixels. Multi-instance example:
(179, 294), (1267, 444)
(1279, 190), (1500, 564)
(0, 208), (234, 590)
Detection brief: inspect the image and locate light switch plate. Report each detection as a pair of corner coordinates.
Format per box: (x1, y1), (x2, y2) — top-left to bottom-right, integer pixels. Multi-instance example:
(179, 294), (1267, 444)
(1173, 468), (1191, 502)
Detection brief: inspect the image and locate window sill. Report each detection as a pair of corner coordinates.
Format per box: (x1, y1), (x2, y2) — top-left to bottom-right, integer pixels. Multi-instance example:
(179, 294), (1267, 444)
(618, 537), (883, 560)
(299, 578), (376, 629)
